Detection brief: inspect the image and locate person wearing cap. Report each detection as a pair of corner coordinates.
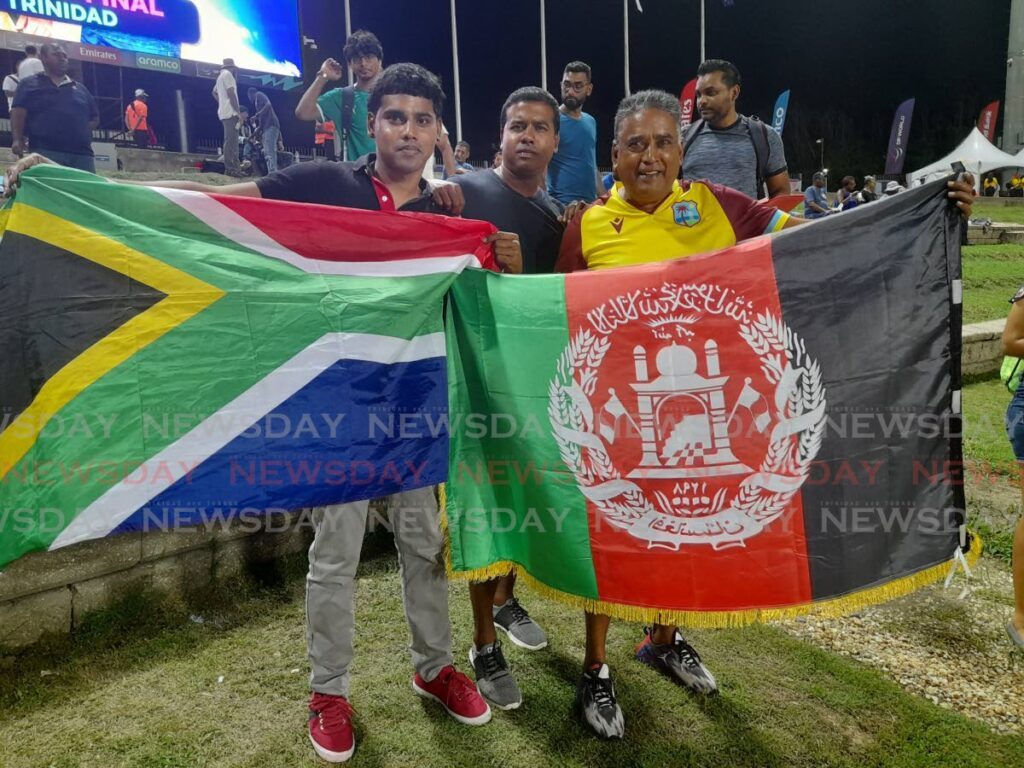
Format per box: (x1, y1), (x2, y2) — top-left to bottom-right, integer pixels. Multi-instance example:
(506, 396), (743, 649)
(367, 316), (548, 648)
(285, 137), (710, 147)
(213, 58), (243, 177)
(125, 89), (149, 149)
(803, 172), (830, 219)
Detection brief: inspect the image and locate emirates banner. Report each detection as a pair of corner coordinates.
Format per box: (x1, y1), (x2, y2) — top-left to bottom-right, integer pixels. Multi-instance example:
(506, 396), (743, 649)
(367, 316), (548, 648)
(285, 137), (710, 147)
(679, 78), (698, 129)
(446, 180), (975, 626)
(978, 100), (1001, 142)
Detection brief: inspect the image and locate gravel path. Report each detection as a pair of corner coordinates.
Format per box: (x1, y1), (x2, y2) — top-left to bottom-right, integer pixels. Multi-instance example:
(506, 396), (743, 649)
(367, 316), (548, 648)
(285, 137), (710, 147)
(780, 557), (1022, 736)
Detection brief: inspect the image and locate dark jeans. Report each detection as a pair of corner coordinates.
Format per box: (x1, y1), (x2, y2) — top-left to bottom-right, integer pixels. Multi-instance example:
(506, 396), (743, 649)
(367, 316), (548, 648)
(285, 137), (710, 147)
(134, 129), (148, 149)
(34, 148), (96, 173)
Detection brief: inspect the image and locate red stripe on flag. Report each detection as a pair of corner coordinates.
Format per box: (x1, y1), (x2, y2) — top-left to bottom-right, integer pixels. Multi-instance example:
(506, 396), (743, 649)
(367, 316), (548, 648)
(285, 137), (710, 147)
(564, 239), (813, 612)
(211, 195), (498, 270)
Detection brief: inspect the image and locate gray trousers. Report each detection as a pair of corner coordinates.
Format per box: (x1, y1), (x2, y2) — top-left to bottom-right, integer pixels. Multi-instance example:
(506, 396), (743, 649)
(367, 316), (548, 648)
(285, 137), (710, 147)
(221, 116), (240, 172)
(306, 487), (453, 697)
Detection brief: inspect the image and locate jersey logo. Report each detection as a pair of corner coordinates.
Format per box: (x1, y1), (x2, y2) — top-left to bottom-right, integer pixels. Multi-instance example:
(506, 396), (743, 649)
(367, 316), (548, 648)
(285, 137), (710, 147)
(610, 217), (625, 234)
(673, 201), (701, 228)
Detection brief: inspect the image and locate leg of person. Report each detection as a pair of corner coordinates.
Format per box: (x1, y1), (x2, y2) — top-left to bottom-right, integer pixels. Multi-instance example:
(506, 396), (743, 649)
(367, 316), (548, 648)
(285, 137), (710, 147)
(575, 612), (623, 738)
(135, 129), (148, 149)
(1005, 400), (1024, 649)
(636, 622), (717, 694)
(492, 570), (548, 650)
(262, 125), (279, 174)
(35, 148), (94, 173)
(388, 486), (491, 725)
(1011, 505), (1024, 649)
(468, 578), (522, 710)
(221, 116), (241, 174)
(306, 502), (367, 763)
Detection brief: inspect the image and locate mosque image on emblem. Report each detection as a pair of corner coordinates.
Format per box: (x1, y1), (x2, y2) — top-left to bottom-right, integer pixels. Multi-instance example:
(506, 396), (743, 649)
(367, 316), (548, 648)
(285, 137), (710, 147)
(627, 340), (753, 479)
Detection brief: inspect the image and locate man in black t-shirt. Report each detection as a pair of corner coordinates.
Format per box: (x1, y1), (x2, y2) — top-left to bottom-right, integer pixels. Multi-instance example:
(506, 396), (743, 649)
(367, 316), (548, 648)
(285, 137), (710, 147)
(11, 43), (98, 173)
(7, 62), (522, 764)
(454, 86), (565, 713)
(455, 88), (563, 275)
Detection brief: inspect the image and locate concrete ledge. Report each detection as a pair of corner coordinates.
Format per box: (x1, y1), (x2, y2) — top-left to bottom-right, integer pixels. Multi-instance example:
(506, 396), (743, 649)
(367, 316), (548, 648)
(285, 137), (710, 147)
(0, 512), (312, 651)
(116, 147), (213, 173)
(963, 318), (1006, 377)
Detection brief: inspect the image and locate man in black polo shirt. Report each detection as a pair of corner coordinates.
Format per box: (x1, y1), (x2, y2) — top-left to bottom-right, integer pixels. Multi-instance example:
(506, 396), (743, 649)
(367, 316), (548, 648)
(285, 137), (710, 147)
(7, 62), (522, 765)
(11, 43), (98, 173)
(455, 86), (564, 713)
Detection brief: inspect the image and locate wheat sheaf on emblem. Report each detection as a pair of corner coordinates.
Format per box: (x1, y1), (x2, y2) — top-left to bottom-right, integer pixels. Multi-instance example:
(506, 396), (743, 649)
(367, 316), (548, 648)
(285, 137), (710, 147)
(548, 303), (827, 550)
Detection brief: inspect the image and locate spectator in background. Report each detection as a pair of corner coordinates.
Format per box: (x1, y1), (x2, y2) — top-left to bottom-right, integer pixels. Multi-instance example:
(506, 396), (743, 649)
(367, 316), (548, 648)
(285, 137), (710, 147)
(803, 172), (831, 218)
(237, 106), (255, 168)
(296, 30), (383, 161)
(248, 87), (280, 174)
(859, 176), (877, 204)
(11, 43), (98, 172)
(547, 60), (601, 205)
(3, 65), (18, 113)
(492, 149), (502, 169)
(17, 45), (43, 81)
(836, 175), (858, 210)
(125, 89), (149, 149)
(315, 118), (337, 161)
(984, 173), (1000, 197)
(682, 59), (789, 199)
(1011, 172), (1023, 198)
(213, 58), (243, 177)
(454, 141), (473, 171)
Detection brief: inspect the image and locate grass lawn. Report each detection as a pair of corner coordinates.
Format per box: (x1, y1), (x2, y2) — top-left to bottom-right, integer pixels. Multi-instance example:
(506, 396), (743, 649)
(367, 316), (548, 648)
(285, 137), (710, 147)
(962, 243), (1023, 325)
(1, 544), (1022, 768)
(972, 198), (1024, 226)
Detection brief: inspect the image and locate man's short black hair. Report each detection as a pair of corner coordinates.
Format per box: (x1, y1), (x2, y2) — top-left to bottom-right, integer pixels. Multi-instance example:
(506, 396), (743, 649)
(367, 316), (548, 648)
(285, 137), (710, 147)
(24, 44), (37, 56)
(613, 89), (681, 139)
(499, 86), (560, 134)
(368, 62), (445, 117)
(697, 59), (741, 88)
(564, 61), (592, 82)
(343, 30), (383, 64)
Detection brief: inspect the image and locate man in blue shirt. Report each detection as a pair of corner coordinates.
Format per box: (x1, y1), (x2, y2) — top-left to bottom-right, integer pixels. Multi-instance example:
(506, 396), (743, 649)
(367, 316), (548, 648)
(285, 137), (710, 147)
(803, 172), (831, 219)
(547, 61), (601, 205)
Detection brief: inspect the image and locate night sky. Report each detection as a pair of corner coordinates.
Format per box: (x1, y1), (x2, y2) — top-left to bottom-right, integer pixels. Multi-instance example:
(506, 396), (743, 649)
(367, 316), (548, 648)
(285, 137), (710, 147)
(72, 0), (1010, 183)
(293, 0), (1011, 181)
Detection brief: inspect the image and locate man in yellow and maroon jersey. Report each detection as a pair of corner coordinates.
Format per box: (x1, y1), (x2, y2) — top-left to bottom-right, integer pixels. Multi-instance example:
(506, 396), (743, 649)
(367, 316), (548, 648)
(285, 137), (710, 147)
(555, 88), (976, 740)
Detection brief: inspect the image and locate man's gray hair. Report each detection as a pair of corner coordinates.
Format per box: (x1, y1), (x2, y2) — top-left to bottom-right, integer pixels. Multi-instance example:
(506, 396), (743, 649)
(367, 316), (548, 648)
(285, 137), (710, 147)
(613, 89), (681, 139)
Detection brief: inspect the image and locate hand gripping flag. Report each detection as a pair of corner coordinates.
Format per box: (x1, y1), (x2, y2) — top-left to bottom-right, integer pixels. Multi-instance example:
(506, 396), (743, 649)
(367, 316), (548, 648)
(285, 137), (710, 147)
(445, 179), (978, 626)
(0, 165), (494, 570)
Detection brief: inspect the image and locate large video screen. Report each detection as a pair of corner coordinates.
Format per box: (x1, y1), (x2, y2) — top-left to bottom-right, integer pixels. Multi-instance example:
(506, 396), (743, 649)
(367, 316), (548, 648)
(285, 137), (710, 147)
(0, 0), (302, 77)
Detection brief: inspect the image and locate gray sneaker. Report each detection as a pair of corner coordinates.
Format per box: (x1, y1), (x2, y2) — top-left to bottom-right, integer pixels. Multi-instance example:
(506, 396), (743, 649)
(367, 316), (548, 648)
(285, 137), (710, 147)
(493, 597), (548, 650)
(469, 641), (522, 710)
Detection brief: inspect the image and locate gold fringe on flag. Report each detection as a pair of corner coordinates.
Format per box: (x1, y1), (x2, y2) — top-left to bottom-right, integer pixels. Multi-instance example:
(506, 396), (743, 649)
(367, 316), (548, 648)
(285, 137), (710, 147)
(440, 486), (985, 629)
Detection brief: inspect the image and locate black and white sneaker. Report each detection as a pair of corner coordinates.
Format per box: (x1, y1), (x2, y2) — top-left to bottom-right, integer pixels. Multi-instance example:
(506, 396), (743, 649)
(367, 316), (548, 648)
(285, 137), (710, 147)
(574, 663), (624, 739)
(469, 640), (522, 710)
(635, 626), (718, 694)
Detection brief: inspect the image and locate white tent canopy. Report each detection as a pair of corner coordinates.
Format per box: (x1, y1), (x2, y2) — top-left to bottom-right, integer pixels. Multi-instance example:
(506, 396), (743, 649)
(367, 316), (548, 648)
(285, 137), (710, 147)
(908, 127), (1021, 188)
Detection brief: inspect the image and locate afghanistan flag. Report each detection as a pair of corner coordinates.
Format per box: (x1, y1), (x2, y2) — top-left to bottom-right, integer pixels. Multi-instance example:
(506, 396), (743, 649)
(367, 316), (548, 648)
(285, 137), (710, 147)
(0, 165), (493, 570)
(446, 180), (977, 625)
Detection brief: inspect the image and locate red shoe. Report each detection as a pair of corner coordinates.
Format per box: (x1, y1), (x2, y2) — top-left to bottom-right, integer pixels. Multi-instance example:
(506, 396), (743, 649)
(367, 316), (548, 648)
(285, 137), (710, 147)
(308, 692), (355, 763)
(412, 665), (492, 725)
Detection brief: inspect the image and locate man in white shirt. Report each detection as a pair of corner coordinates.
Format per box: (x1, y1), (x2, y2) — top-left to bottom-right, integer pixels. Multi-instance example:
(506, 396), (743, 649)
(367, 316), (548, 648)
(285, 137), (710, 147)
(16, 46), (43, 81)
(213, 58), (243, 177)
(3, 67), (18, 113)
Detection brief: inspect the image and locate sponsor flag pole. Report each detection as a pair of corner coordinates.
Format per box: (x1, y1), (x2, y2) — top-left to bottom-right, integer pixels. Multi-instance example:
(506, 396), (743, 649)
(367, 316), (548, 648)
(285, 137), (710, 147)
(679, 78), (698, 129)
(885, 98), (915, 176)
(772, 89), (790, 136)
(450, 0), (463, 141)
(977, 100), (1001, 143)
(540, 0), (547, 91)
(344, 0), (353, 86)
